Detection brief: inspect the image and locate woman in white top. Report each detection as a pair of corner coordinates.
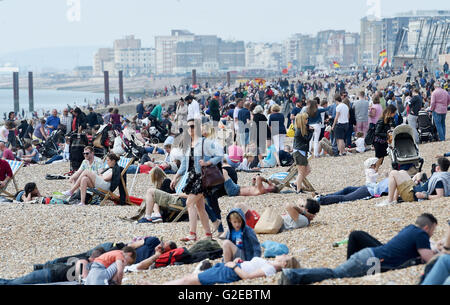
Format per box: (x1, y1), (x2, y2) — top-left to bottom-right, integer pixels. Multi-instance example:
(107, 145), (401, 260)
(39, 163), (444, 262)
(162, 255), (300, 285)
(65, 153), (118, 205)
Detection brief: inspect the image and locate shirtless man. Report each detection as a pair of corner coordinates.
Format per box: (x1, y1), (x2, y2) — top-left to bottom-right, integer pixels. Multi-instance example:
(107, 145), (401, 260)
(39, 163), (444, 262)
(222, 169), (280, 197)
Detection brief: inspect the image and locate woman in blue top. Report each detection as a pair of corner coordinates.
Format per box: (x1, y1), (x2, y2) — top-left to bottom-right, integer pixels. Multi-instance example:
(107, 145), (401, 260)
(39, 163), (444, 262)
(170, 118), (223, 242)
(268, 104), (286, 163)
(303, 98), (330, 158)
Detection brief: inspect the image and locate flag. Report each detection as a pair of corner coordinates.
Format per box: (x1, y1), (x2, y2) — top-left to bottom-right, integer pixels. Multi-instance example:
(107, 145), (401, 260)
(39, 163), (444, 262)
(333, 61), (340, 68)
(380, 57), (388, 68)
(282, 68), (289, 75)
(379, 49), (387, 57)
(287, 62), (293, 70)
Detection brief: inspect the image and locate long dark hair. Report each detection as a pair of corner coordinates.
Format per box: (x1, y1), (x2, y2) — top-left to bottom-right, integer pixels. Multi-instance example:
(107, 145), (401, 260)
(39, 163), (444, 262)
(24, 183), (37, 197)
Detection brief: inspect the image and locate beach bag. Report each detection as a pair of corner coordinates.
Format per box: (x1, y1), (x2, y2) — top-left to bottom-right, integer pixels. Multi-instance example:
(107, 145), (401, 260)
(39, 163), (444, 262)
(254, 207), (283, 234)
(261, 241), (289, 258)
(154, 247), (190, 268)
(287, 124), (295, 138)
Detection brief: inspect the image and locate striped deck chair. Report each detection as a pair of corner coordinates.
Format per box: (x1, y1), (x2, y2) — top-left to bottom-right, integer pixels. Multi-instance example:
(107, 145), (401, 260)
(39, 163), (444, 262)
(167, 171), (189, 222)
(1, 160), (24, 198)
(94, 157), (136, 206)
(121, 170), (189, 223)
(269, 165), (315, 193)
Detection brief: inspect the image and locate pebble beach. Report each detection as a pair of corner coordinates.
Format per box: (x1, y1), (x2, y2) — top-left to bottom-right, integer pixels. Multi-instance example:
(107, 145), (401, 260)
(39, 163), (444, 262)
(0, 117), (448, 286)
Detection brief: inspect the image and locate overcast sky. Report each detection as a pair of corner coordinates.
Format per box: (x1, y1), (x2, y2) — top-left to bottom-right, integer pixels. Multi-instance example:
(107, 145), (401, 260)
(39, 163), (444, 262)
(0, 0), (449, 53)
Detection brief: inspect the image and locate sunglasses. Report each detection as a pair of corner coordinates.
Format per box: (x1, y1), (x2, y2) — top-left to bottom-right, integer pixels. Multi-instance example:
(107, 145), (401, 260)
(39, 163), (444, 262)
(188, 125), (195, 129)
(83, 152), (91, 155)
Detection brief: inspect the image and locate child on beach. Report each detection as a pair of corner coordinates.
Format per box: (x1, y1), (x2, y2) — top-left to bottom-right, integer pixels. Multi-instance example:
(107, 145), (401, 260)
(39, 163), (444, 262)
(346, 132), (367, 154)
(222, 208), (261, 263)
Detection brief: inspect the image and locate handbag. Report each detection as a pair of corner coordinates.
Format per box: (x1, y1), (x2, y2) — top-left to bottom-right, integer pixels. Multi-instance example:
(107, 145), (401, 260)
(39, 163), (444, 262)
(287, 124), (295, 138)
(201, 139), (225, 189)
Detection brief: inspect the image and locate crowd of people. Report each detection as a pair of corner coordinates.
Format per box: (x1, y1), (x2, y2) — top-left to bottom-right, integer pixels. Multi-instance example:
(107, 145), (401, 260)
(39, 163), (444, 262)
(0, 64), (449, 286)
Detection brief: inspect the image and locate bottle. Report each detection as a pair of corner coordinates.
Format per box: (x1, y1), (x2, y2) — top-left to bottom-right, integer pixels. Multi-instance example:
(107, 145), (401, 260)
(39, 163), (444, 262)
(333, 239), (349, 248)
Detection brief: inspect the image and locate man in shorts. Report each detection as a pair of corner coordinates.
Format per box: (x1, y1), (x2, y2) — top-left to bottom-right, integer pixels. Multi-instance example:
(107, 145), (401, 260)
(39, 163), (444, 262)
(222, 169), (280, 197)
(331, 95), (349, 156)
(377, 157), (449, 206)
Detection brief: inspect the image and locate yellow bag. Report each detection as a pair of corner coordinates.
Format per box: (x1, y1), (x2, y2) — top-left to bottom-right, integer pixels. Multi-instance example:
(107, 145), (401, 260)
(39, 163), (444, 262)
(287, 124), (295, 138)
(254, 207), (283, 234)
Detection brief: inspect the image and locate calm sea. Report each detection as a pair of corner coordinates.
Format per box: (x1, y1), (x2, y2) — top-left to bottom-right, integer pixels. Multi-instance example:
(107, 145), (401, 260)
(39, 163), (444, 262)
(0, 89), (118, 117)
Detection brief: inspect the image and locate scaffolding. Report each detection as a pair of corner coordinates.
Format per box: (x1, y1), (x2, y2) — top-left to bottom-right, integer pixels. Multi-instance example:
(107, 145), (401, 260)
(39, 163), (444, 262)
(394, 17), (450, 69)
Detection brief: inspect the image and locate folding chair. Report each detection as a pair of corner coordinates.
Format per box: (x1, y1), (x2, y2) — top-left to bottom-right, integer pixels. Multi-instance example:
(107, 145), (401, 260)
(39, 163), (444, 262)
(166, 171), (189, 222)
(93, 157), (136, 206)
(269, 165), (315, 193)
(120, 171), (189, 223)
(1, 160), (25, 198)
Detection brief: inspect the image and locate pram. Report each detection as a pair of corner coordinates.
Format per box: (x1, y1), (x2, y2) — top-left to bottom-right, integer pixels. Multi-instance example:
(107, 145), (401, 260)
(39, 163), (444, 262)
(417, 111), (439, 144)
(92, 124), (114, 158)
(38, 128), (66, 159)
(122, 130), (146, 161)
(388, 125), (424, 173)
(148, 120), (168, 144)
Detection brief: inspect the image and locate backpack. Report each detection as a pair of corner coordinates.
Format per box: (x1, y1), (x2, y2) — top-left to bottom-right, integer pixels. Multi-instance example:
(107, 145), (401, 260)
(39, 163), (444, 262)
(154, 248), (190, 268)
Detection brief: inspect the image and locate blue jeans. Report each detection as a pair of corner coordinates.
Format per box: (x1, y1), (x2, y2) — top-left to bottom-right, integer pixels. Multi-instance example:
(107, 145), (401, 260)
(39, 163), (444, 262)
(126, 165), (140, 174)
(0, 269), (53, 285)
(444, 153), (450, 157)
(145, 147), (164, 154)
(318, 186), (371, 205)
(205, 196), (224, 233)
(422, 254), (450, 285)
(45, 155), (63, 164)
(433, 112), (446, 141)
(282, 248), (375, 285)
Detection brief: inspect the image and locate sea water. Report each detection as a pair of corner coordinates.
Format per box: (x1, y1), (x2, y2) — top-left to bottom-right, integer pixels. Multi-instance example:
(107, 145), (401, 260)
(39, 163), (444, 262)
(0, 89), (119, 118)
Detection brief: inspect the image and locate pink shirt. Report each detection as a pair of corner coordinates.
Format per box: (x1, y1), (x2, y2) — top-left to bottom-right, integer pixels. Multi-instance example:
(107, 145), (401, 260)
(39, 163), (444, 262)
(430, 88), (450, 114)
(228, 145), (243, 163)
(368, 104), (383, 125)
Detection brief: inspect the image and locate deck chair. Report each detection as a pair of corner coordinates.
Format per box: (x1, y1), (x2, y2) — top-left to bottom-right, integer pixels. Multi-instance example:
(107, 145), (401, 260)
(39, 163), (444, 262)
(92, 157), (136, 206)
(122, 170), (189, 223)
(166, 171), (189, 222)
(1, 160), (25, 198)
(268, 165), (315, 193)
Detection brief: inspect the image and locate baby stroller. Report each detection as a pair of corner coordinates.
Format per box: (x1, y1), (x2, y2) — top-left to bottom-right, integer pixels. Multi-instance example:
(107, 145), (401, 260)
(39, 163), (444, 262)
(388, 125), (424, 173)
(148, 124), (168, 144)
(92, 124), (114, 158)
(38, 128), (66, 159)
(417, 111), (439, 144)
(122, 131), (146, 161)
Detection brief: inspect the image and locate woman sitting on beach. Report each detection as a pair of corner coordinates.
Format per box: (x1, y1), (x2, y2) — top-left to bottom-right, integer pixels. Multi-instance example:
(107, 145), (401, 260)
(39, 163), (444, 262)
(64, 153), (119, 206)
(15, 182), (42, 202)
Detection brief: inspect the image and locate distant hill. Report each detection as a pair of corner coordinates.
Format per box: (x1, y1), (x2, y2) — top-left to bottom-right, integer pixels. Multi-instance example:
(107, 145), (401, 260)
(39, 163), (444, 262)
(0, 46), (102, 72)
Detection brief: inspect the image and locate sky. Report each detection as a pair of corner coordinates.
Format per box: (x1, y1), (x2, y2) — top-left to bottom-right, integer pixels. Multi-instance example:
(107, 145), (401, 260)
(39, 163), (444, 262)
(0, 0), (449, 54)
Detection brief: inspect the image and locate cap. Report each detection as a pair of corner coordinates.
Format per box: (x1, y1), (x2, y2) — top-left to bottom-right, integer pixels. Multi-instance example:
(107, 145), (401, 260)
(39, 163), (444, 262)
(214, 92), (220, 97)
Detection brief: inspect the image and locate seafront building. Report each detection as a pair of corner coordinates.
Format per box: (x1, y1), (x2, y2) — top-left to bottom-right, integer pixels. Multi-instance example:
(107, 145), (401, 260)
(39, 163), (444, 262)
(93, 35), (155, 77)
(156, 30), (245, 75)
(360, 10), (450, 67)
